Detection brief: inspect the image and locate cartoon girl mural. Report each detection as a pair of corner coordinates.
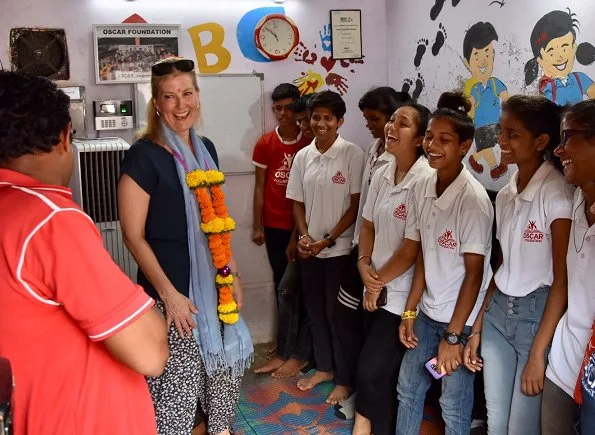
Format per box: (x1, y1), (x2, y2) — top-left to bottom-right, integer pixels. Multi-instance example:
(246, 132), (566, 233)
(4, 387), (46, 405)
(525, 9), (595, 105)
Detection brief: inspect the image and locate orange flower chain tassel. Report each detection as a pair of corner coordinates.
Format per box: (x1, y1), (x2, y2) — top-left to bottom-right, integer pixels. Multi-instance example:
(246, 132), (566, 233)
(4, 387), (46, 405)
(186, 169), (239, 324)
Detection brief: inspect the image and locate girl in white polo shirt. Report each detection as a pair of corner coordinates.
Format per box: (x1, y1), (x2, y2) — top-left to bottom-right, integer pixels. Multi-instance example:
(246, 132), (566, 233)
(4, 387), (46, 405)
(286, 90), (364, 405)
(396, 93), (494, 435)
(463, 95), (573, 435)
(352, 102), (432, 435)
(539, 100), (595, 435)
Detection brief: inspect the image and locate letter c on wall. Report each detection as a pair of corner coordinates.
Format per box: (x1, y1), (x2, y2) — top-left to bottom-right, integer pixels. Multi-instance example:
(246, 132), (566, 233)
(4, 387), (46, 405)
(236, 6), (285, 62)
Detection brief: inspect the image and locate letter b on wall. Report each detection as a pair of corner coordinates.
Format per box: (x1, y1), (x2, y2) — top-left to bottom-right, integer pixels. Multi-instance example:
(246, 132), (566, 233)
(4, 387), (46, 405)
(188, 22), (231, 73)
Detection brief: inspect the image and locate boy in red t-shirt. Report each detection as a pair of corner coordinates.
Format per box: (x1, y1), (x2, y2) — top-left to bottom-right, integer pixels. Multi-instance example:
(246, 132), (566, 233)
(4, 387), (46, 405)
(0, 71), (169, 435)
(252, 84), (311, 375)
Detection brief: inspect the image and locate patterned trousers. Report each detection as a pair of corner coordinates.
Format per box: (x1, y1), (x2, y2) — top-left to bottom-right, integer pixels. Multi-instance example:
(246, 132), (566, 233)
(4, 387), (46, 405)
(147, 301), (243, 434)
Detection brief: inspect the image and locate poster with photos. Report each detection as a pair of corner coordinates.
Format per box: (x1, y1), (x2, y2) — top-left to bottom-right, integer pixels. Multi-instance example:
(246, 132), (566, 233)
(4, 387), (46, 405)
(93, 24), (180, 84)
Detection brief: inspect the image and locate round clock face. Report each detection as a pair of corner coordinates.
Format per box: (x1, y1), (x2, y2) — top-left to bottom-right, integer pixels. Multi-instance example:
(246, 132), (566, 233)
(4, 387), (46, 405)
(256, 16), (299, 60)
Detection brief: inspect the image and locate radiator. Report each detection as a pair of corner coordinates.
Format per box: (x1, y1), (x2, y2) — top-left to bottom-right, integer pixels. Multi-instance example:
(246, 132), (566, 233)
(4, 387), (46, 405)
(69, 138), (137, 281)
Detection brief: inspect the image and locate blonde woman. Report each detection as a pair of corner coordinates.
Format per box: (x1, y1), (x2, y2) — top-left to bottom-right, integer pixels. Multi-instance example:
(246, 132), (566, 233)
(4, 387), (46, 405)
(118, 57), (253, 435)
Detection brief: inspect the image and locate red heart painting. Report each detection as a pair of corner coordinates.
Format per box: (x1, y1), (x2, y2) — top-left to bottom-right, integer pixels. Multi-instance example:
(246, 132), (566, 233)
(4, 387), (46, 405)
(320, 56), (336, 72)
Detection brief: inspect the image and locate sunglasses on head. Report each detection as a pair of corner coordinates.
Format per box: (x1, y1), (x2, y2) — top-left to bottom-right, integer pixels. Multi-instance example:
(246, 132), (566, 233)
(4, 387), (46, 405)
(151, 59), (195, 76)
(560, 129), (595, 147)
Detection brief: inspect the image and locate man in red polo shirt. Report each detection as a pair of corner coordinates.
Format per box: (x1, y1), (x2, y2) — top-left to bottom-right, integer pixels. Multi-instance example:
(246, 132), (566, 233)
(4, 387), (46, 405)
(0, 71), (169, 435)
(251, 84), (311, 375)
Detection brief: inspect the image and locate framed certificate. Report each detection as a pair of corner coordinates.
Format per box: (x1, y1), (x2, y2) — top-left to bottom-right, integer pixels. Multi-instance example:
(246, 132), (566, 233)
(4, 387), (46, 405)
(330, 9), (362, 60)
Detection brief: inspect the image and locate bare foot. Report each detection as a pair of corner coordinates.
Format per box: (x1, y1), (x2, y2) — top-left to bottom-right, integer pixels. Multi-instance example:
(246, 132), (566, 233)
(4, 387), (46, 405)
(352, 412), (372, 435)
(253, 356), (285, 374)
(297, 370), (333, 391)
(272, 358), (308, 379)
(326, 384), (352, 405)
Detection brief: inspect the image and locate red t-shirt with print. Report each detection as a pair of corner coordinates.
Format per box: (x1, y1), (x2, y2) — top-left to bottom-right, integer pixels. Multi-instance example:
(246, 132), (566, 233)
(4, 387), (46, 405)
(0, 169), (157, 435)
(252, 129), (310, 230)
(575, 320), (595, 404)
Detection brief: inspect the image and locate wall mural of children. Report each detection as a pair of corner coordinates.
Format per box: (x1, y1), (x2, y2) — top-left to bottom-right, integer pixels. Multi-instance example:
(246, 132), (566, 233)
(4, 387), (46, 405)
(525, 9), (595, 106)
(463, 21), (510, 181)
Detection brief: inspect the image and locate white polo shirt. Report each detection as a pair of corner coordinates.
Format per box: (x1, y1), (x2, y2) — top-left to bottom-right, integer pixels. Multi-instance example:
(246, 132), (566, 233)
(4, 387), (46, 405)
(407, 165), (493, 325)
(546, 188), (595, 397)
(286, 135), (365, 258)
(362, 156), (433, 315)
(352, 138), (394, 247)
(495, 162), (574, 297)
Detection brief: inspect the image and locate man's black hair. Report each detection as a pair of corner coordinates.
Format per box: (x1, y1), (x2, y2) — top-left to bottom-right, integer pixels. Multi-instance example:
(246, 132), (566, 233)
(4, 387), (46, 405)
(0, 71), (71, 163)
(306, 90), (346, 119)
(272, 83), (301, 102)
(291, 95), (311, 113)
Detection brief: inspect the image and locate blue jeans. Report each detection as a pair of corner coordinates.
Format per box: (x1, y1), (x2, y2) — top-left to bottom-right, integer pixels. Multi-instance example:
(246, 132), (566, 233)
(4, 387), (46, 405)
(581, 351), (595, 434)
(396, 311), (474, 435)
(482, 286), (549, 435)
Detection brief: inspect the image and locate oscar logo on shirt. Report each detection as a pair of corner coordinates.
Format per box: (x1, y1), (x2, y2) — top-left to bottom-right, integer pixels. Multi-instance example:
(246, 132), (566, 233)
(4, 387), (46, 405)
(438, 229), (458, 250)
(523, 220), (544, 243)
(332, 170), (346, 184)
(393, 203), (407, 221)
(274, 153), (295, 186)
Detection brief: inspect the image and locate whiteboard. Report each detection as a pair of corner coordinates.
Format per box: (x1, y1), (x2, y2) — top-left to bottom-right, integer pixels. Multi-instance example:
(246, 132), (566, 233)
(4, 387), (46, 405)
(134, 73), (264, 174)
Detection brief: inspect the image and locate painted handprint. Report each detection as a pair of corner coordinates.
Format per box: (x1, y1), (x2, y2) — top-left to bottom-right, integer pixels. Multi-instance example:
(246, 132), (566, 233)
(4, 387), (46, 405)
(293, 70), (325, 95)
(326, 73), (348, 95)
(294, 42), (318, 65)
(319, 24), (332, 52)
(339, 57), (365, 68)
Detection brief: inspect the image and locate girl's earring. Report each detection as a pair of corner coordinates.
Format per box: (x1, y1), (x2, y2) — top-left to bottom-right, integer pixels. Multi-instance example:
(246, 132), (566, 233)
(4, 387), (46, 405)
(156, 110), (161, 117)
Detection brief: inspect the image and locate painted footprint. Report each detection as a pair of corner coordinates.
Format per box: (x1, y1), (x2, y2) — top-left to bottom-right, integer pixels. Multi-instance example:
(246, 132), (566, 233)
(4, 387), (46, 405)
(430, 0), (447, 21)
(412, 73), (425, 102)
(402, 78), (414, 94)
(432, 23), (447, 56)
(414, 39), (428, 68)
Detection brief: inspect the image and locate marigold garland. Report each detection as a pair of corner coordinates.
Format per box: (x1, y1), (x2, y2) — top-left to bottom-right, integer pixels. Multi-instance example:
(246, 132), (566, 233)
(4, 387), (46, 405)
(186, 169), (239, 324)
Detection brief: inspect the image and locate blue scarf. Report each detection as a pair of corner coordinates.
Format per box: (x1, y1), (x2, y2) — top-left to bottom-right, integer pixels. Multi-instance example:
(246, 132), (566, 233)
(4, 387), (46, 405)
(163, 122), (253, 377)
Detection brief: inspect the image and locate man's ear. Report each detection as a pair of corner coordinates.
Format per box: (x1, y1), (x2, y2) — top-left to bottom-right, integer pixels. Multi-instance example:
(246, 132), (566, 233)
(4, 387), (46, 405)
(56, 123), (72, 155)
(337, 117), (345, 129)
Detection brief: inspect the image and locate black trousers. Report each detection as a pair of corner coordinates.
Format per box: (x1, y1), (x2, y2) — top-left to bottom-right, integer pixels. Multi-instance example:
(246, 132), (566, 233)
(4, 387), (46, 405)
(333, 246), (366, 387)
(300, 255), (350, 385)
(263, 226), (293, 304)
(276, 261), (313, 361)
(355, 309), (406, 435)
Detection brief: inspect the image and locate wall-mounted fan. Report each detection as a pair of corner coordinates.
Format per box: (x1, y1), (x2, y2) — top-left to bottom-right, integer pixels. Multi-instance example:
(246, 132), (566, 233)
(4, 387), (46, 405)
(9, 28), (70, 80)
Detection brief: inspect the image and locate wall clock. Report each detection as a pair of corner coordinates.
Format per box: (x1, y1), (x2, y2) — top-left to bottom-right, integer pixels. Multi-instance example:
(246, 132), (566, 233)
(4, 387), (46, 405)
(254, 14), (300, 61)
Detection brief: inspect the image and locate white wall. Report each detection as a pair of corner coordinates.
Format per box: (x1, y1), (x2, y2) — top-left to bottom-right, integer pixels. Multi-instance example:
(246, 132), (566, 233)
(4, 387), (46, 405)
(0, 0), (389, 342)
(387, 0), (595, 192)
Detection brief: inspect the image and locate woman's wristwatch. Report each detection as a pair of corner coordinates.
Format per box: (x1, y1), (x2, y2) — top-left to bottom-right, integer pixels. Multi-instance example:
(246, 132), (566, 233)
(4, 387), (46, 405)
(323, 233), (336, 248)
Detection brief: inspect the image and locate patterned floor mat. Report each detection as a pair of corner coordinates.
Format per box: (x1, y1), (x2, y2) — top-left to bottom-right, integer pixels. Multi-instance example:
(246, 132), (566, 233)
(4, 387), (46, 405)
(233, 371), (445, 434)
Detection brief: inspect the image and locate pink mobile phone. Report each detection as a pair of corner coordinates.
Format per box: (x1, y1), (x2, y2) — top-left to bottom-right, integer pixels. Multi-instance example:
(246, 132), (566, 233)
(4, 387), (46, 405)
(425, 357), (445, 379)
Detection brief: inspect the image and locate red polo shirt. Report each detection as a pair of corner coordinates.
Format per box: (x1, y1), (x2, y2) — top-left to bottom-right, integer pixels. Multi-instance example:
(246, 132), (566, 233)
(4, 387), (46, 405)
(252, 129), (311, 230)
(0, 169), (157, 435)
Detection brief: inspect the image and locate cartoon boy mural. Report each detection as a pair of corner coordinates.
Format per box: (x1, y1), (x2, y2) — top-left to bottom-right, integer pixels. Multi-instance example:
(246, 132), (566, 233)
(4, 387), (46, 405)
(463, 21), (509, 180)
(525, 9), (595, 105)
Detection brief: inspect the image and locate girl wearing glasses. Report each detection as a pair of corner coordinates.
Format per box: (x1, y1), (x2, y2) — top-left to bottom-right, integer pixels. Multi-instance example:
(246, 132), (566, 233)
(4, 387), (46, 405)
(464, 95), (573, 435)
(118, 57), (253, 435)
(541, 100), (595, 434)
